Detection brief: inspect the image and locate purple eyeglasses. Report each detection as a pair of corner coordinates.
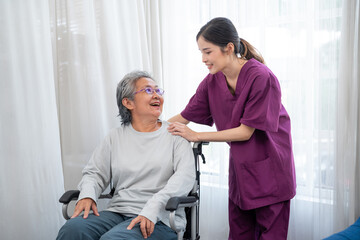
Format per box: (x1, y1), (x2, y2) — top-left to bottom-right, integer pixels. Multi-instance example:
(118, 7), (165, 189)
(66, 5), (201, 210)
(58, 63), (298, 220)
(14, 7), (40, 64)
(133, 87), (165, 96)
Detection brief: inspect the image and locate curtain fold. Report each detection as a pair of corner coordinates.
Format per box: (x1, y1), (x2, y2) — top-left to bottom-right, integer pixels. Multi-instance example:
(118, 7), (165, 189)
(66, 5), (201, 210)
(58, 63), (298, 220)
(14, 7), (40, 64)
(335, 0), (360, 232)
(0, 1), (65, 239)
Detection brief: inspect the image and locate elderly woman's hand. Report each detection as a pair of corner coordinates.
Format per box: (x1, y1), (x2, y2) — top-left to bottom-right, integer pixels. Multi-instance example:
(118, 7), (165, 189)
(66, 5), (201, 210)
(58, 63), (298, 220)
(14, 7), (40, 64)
(127, 215), (155, 239)
(168, 122), (200, 142)
(71, 197), (99, 219)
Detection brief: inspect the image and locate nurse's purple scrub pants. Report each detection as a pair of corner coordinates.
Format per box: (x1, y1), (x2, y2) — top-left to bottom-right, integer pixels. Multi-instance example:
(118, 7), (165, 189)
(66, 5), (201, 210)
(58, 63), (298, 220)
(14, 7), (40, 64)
(228, 198), (291, 240)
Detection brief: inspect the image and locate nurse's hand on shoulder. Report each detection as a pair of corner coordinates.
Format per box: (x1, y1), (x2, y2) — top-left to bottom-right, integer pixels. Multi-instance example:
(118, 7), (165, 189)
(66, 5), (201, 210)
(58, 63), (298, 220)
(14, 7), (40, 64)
(71, 197), (99, 219)
(168, 122), (199, 142)
(127, 215), (155, 239)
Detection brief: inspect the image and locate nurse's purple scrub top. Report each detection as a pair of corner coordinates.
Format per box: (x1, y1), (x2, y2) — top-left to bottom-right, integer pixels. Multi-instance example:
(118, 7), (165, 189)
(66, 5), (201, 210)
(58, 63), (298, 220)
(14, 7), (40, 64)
(181, 59), (296, 210)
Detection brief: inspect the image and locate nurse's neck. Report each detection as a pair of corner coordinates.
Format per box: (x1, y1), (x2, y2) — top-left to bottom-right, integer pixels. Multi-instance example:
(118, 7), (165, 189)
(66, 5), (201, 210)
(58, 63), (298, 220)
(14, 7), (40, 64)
(223, 58), (247, 90)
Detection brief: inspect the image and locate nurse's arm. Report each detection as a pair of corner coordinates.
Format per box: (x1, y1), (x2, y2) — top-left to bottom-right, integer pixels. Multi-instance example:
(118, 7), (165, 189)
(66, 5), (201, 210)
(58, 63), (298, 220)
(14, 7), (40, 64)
(197, 124), (255, 142)
(168, 114), (190, 124)
(168, 122), (255, 142)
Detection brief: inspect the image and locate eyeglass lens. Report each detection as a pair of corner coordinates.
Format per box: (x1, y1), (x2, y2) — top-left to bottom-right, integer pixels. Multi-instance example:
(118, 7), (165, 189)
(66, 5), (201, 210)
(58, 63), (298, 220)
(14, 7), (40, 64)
(144, 87), (164, 95)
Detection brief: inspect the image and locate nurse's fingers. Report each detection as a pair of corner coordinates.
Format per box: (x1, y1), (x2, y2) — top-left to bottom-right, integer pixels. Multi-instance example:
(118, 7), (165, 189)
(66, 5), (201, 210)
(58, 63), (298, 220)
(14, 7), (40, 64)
(168, 122), (186, 133)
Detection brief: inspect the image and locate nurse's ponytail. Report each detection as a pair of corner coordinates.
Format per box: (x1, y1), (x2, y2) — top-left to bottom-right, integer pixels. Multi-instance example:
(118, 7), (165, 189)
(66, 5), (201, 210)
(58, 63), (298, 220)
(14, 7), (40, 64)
(197, 17), (265, 64)
(239, 38), (264, 64)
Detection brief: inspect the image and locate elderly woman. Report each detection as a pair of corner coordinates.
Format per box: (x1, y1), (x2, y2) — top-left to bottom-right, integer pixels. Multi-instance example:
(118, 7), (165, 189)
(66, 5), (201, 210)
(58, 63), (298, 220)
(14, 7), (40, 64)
(57, 71), (195, 240)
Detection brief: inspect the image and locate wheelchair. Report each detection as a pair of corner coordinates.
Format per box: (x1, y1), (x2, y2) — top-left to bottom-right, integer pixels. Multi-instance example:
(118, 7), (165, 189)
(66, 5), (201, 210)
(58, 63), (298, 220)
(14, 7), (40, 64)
(59, 141), (208, 240)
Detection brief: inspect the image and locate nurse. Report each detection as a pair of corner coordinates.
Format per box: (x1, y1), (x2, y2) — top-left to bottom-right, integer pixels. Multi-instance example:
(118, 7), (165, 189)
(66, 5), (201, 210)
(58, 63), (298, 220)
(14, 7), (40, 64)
(167, 17), (296, 240)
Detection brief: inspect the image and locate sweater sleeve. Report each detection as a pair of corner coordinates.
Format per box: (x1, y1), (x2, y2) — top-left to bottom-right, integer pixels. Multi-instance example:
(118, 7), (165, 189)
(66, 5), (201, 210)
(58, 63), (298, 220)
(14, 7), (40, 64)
(77, 134), (111, 203)
(139, 137), (195, 223)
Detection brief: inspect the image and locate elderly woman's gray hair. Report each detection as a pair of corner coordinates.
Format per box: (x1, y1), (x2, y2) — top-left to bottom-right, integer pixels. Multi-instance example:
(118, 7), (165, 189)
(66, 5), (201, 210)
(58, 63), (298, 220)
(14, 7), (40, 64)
(116, 70), (154, 125)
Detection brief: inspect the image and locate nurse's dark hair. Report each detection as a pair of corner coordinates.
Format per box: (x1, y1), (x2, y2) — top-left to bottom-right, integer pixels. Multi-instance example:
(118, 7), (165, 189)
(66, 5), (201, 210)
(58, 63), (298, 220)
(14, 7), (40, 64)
(116, 70), (154, 125)
(196, 17), (265, 64)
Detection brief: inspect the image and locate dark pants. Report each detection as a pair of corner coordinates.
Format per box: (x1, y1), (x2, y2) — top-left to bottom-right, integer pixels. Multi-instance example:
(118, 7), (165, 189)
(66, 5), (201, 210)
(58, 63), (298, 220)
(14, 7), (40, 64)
(228, 198), (291, 240)
(56, 210), (177, 240)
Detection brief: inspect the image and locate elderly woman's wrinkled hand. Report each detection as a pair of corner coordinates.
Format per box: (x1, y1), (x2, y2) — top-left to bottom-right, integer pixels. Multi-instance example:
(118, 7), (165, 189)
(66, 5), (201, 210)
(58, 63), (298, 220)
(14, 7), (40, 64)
(71, 197), (99, 219)
(127, 215), (155, 239)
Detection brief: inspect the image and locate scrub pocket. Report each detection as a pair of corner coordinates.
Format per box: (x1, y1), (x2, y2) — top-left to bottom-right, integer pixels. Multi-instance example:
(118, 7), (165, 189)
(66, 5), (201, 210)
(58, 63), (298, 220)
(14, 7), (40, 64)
(240, 157), (278, 200)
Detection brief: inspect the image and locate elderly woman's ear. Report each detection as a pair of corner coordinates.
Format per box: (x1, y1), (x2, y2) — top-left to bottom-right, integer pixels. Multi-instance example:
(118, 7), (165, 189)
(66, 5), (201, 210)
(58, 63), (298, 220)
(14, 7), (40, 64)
(122, 98), (134, 110)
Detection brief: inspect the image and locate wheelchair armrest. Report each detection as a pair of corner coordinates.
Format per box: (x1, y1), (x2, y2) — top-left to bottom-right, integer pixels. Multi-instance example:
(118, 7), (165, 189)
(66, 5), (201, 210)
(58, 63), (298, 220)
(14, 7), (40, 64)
(165, 196), (197, 211)
(166, 196), (198, 235)
(59, 190), (80, 204)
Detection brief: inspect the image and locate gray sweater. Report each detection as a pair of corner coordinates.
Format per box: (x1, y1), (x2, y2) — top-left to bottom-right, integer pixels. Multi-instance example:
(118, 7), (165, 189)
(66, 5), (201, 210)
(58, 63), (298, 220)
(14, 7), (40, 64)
(78, 120), (195, 230)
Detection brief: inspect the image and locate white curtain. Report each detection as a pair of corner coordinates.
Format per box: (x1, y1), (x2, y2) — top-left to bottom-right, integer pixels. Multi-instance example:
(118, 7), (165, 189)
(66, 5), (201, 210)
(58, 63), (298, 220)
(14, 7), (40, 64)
(335, 0), (360, 233)
(0, 1), (64, 239)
